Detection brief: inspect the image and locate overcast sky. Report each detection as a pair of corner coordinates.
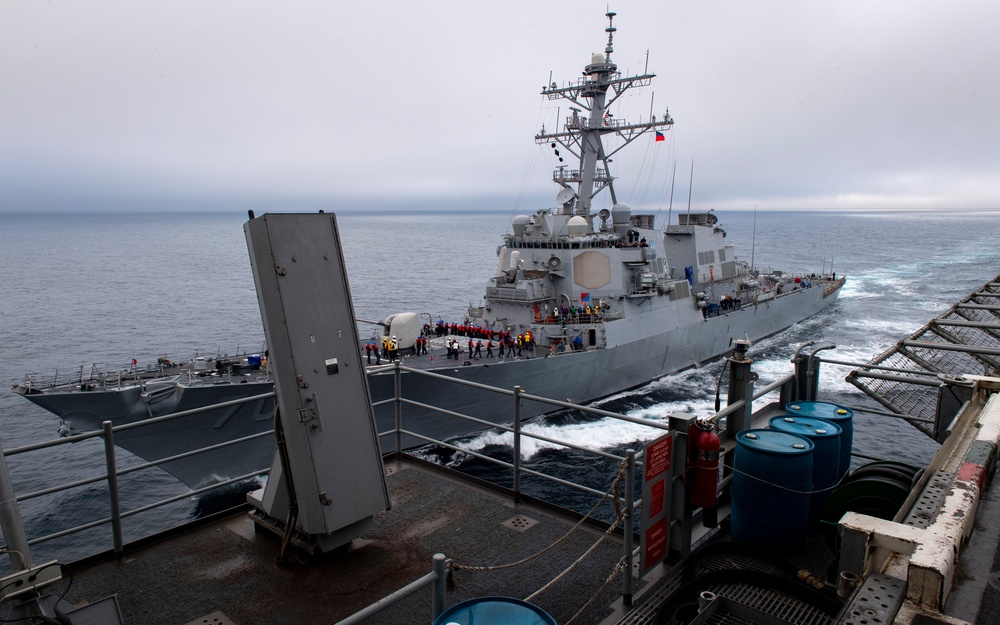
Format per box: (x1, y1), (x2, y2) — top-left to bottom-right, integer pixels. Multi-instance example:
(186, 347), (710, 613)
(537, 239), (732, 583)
(2, 1), (998, 212)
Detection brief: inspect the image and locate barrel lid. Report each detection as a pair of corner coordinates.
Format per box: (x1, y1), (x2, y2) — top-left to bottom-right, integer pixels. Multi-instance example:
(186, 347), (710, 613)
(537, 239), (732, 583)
(785, 401), (854, 420)
(435, 597), (556, 625)
(736, 429), (814, 454)
(769, 415), (843, 439)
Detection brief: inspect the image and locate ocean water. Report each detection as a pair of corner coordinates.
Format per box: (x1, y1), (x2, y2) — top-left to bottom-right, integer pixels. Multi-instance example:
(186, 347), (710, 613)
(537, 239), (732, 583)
(1, 208), (999, 564)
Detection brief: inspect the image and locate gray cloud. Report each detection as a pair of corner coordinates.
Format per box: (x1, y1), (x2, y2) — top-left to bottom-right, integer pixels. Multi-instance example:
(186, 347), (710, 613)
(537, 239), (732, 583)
(2, 1), (998, 212)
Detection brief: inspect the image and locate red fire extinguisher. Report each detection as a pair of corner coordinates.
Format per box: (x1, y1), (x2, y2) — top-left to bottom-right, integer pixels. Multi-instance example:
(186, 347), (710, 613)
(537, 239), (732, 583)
(691, 420), (721, 528)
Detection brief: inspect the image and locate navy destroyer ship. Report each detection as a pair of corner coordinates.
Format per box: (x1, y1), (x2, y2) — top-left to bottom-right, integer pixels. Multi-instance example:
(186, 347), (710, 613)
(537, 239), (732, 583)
(11, 13), (844, 490)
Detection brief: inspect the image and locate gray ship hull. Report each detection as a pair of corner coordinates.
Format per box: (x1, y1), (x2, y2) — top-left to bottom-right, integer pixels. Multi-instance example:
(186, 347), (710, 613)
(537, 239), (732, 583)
(17, 381), (277, 489)
(18, 278), (842, 489)
(370, 279), (843, 447)
(17, 278), (841, 488)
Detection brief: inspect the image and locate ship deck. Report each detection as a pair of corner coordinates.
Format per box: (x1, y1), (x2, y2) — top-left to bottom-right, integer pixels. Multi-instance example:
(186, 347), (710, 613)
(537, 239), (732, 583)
(60, 456), (644, 625)
(365, 335), (543, 372)
(46, 444), (1000, 625)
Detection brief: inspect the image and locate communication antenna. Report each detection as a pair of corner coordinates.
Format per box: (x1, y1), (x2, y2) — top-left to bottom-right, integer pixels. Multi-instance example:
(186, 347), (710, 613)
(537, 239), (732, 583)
(664, 161), (677, 230)
(686, 160), (694, 218)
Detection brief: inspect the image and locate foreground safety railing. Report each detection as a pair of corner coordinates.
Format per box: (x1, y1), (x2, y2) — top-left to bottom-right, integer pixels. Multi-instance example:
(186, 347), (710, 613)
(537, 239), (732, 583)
(1, 392), (275, 569)
(2, 344), (923, 619)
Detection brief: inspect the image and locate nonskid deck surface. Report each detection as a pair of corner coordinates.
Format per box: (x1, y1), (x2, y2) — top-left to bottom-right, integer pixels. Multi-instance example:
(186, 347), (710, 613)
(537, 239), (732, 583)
(55, 446), (1000, 625)
(61, 458), (634, 625)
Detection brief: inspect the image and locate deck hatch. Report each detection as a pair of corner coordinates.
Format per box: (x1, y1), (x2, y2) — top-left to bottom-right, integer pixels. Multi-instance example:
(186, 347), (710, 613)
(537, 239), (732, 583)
(502, 515), (539, 532)
(184, 612), (236, 625)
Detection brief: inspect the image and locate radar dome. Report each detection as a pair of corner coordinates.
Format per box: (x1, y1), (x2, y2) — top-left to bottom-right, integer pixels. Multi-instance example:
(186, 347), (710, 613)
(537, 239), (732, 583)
(511, 214), (531, 236)
(591, 52), (604, 64)
(611, 203), (632, 224)
(567, 215), (589, 237)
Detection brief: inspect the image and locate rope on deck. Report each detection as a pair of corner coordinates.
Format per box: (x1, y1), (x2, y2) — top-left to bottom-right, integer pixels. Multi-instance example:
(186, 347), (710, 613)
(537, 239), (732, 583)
(447, 458), (629, 617)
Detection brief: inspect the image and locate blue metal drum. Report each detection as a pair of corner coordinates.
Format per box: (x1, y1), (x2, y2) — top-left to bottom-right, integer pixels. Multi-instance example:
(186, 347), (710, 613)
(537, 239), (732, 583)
(769, 415), (843, 523)
(786, 401), (854, 478)
(731, 429), (814, 550)
(435, 597), (557, 625)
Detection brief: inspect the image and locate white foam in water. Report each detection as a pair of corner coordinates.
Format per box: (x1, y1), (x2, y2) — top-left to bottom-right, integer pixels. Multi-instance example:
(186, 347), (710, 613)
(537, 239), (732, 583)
(839, 316), (921, 337)
(591, 366), (714, 407)
(452, 385), (728, 461)
(455, 415), (676, 461)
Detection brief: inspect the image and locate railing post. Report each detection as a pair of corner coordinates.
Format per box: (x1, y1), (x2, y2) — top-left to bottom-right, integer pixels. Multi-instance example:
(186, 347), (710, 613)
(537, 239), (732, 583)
(102, 421), (124, 558)
(779, 374), (793, 408)
(513, 386), (522, 503)
(432, 553), (447, 620)
(0, 440), (32, 572)
(394, 362), (403, 455)
(805, 354), (823, 401)
(669, 415), (695, 559)
(622, 448), (635, 607)
(726, 341), (756, 437)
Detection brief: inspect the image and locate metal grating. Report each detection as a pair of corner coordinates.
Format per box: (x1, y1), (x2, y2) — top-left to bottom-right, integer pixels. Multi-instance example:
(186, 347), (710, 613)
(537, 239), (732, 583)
(618, 535), (840, 625)
(615, 572), (686, 625)
(697, 548), (789, 578)
(849, 274), (1000, 438)
(688, 595), (805, 625)
(707, 584), (834, 625)
(697, 534), (838, 588)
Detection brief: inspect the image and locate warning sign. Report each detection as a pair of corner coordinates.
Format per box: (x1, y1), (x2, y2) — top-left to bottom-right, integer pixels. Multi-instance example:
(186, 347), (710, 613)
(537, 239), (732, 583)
(639, 432), (674, 576)
(643, 518), (668, 566)
(645, 436), (673, 481)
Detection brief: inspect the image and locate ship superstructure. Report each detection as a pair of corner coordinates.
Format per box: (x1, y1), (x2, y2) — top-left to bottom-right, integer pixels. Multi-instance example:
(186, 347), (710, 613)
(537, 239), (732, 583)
(468, 12), (832, 363)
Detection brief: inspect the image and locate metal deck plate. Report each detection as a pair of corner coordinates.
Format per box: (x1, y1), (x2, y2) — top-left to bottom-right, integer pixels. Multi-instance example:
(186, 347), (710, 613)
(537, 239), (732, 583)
(837, 573), (906, 625)
(904, 471), (952, 529)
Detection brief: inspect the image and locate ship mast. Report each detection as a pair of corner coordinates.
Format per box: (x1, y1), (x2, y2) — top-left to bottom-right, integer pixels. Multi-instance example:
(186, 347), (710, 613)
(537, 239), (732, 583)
(536, 12), (674, 217)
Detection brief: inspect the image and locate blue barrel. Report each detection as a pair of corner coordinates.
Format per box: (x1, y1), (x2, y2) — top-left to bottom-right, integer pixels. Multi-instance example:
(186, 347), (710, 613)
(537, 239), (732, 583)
(786, 401), (854, 478)
(768, 415), (843, 523)
(732, 429), (814, 550)
(435, 597), (557, 625)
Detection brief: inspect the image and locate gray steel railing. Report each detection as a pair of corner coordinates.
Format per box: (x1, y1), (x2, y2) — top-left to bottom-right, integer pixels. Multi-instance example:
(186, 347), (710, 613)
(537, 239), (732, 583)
(2, 349), (890, 621)
(3, 392), (276, 560)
